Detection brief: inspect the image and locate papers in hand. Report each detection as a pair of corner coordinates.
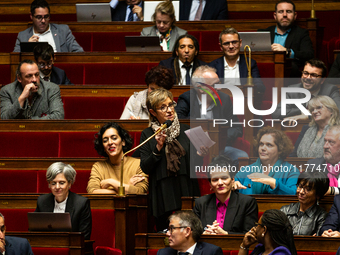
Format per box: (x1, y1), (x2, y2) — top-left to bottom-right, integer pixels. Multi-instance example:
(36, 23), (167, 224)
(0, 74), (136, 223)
(184, 126), (216, 151)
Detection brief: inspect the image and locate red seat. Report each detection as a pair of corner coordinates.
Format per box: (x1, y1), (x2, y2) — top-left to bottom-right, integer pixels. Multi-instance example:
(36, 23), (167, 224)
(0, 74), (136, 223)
(95, 246), (122, 255)
(91, 209), (116, 249)
(1, 209), (34, 231)
(59, 132), (99, 157)
(0, 65), (11, 85)
(54, 63), (85, 85)
(92, 32), (140, 51)
(0, 170), (37, 193)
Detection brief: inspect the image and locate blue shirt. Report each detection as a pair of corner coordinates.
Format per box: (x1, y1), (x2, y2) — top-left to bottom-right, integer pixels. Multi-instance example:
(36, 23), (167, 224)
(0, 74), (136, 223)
(274, 27), (295, 59)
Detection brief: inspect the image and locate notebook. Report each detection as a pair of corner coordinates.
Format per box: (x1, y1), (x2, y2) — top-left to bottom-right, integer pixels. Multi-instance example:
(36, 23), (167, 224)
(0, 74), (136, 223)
(239, 32), (272, 51)
(76, 3), (111, 22)
(20, 42), (49, 52)
(27, 212), (72, 232)
(125, 36), (162, 52)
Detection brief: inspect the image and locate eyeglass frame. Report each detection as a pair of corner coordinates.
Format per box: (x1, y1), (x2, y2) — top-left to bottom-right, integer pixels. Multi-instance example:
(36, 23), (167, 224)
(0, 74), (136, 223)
(254, 222), (264, 228)
(33, 14), (50, 21)
(309, 105), (324, 113)
(302, 71), (322, 79)
(163, 226), (188, 234)
(296, 183), (312, 193)
(221, 40), (240, 48)
(38, 60), (53, 69)
(155, 101), (177, 112)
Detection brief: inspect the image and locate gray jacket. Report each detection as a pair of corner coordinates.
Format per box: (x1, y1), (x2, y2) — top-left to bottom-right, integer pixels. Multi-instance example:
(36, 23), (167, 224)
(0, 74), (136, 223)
(13, 23), (83, 52)
(0, 80), (64, 119)
(281, 202), (328, 236)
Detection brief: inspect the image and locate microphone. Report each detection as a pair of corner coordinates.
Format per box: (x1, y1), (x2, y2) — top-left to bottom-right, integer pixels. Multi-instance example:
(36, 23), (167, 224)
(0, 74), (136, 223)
(117, 119), (173, 196)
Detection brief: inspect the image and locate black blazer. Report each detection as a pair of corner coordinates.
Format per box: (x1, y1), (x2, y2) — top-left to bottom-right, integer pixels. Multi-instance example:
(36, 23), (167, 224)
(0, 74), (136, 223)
(193, 192), (258, 234)
(159, 57), (207, 84)
(35, 191), (92, 239)
(179, 0), (228, 20)
(51, 66), (72, 85)
(320, 194), (340, 235)
(157, 242), (223, 255)
(111, 1), (144, 21)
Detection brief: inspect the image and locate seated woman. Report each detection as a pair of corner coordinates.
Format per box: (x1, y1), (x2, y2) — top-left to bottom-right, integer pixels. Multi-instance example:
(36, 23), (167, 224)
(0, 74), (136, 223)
(36, 162), (92, 240)
(239, 209), (297, 255)
(290, 95), (340, 157)
(194, 155), (258, 235)
(87, 122), (148, 194)
(120, 65), (174, 120)
(234, 127), (299, 195)
(281, 171), (329, 235)
(141, 0), (187, 51)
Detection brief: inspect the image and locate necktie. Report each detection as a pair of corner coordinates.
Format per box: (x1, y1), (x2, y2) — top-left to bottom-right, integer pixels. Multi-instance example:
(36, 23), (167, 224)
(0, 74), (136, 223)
(43, 76), (49, 81)
(194, 0), (203, 20)
(183, 65), (192, 85)
(127, 5), (134, 21)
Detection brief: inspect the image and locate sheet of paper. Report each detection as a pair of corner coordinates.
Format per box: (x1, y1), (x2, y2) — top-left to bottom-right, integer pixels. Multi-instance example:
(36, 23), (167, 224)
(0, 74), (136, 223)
(184, 126), (216, 151)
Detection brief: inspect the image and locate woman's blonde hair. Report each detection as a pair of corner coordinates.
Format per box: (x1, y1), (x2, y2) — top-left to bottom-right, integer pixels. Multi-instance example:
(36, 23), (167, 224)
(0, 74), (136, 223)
(146, 88), (174, 124)
(308, 95), (340, 127)
(151, 0), (176, 27)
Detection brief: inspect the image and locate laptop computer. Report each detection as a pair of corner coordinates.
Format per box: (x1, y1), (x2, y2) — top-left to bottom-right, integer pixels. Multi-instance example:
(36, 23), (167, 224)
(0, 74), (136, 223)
(76, 3), (111, 22)
(125, 36), (162, 52)
(20, 42), (49, 52)
(239, 32), (272, 51)
(27, 212), (72, 232)
(143, 1), (179, 21)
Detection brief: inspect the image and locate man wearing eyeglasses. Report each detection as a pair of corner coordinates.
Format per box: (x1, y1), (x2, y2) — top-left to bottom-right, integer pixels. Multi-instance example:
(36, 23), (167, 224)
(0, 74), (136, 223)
(13, 0), (83, 52)
(158, 210), (223, 255)
(33, 43), (73, 85)
(272, 59), (340, 123)
(208, 27), (265, 93)
(258, 0), (314, 78)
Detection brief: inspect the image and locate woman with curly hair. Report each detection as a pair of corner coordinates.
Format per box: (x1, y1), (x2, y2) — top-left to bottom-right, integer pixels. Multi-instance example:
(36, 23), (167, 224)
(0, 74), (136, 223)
(233, 127), (299, 194)
(87, 122), (148, 194)
(120, 65), (175, 120)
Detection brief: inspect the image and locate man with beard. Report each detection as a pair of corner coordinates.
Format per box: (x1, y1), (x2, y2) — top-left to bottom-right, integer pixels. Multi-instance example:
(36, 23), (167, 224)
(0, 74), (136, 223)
(259, 0), (314, 77)
(159, 34), (206, 85)
(33, 43), (73, 85)
(272, 59), (340, 123)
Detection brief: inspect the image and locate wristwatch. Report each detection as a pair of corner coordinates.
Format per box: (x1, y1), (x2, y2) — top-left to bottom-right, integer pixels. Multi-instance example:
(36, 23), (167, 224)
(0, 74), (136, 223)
(286, 48), (291, 58)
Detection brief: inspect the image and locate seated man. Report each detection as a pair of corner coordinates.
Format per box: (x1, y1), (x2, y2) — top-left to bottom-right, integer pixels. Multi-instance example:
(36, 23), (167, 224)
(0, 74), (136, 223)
(13, 0), (83, 52)
(208, 27), (265, 93)
(306, 125), (340, 195)
(175, 65), (246, 166)
(110, 0), (144, 21)
(33, 43), (73, 85)
(0, 59), (64, 119)
(272, 59), (340, 123)
(158, 210), (223, 255)
(319, 194), (340, 237)
(0, 212), (33, 255)
(179, 0), (228, 20)
(258, 0), (314, 78)
(159, 34), (206, 85)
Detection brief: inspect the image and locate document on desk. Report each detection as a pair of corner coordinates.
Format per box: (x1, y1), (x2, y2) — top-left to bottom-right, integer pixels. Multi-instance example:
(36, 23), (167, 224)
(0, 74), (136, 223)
(184, 126), (216, 151)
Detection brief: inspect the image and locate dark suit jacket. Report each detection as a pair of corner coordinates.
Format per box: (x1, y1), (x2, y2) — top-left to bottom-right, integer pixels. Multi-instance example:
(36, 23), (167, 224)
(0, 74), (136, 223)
(35, 191), (92, 239)
(193, 192), (258, 234)
(319, 194), (340, 235)
(175, 89), (242, 146)
(208, 55), (265, 93)
(5, 236), (33, 255)
(329, 54), (340, 78)
(259, 25), (314, 77)
(272, 82), (340, 119)
(111, 1), (144, 21)
(159, 57), (207, 85)
(179, 0), (228, 20)
(51, 66), (73, 85)
(157, 242), (223, 255)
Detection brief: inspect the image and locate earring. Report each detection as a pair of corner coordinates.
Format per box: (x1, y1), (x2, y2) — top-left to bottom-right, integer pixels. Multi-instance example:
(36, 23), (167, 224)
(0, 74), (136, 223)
(262, 233), (264, 237)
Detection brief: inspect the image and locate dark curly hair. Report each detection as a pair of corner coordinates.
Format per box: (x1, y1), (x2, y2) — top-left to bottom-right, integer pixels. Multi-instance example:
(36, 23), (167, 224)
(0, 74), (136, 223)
(31, 0), (50, 15)
(145, 66), (175, 90)
(254, 127), (294, 160)
(94, 122), (133, 157)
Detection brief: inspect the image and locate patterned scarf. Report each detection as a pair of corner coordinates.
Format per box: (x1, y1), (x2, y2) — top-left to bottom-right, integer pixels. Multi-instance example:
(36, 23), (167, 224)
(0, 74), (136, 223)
(326, 162), (340, 187)
(297, 125), (329, 158)
(156, 27), (172, 51)
(150, 114), (186, 175)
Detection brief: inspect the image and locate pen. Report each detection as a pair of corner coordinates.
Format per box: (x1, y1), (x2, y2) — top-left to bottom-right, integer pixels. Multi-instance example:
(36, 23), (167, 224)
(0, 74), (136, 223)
(129, 110), (137, 118)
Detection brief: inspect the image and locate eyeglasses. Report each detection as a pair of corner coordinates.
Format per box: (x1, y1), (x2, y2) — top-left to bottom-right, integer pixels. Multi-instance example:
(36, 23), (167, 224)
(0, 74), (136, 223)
(309, 105), (323, 113)
(156, 101), (177, 112)
(33, 14), (50, 21)
(302, 71), (322, 79)
(163, 226), (188, 234)
(38, 61), (53, 69)
(297, 184), (312, 193)
(255, 222), (264, 227)
(221, 40), (240, 47)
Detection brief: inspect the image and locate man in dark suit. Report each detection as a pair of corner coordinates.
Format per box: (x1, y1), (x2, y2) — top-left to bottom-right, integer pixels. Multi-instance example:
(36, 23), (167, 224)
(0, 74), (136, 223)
(208, 27), (265, 93)
(272, 59), (340, 122)
(157, 210), (223, 255)
(306, 125), (340, 197)
(159, 34), (206, 85)
(110, 0), (144, 21)
(258, 0), (314, 78)
(0, 212), (34, 255)
(319, 194), (340, 237)
(179, 0), (228, 20)
(33, 43), (73, 85)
